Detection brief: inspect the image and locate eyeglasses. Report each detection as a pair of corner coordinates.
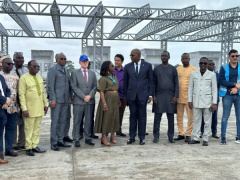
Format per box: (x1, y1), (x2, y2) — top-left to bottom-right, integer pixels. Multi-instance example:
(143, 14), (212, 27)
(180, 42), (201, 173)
(59, 58), (67, 61)
(32, 65), (40, 69)
(199, 62), (208, 65)
(231, 55), (239, 58)
(4, 62), (14, 66)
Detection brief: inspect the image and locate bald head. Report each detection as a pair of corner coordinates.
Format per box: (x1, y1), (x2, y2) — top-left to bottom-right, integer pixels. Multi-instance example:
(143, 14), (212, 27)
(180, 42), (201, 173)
(130, 49), (141, 63)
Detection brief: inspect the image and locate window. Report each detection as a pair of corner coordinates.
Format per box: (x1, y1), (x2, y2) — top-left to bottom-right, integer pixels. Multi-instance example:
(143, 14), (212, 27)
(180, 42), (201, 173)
(44, 63), (51, 72)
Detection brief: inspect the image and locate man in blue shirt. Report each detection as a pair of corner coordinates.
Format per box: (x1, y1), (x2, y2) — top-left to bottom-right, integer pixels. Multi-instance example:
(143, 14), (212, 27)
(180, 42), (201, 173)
(219, 49), (240, 144)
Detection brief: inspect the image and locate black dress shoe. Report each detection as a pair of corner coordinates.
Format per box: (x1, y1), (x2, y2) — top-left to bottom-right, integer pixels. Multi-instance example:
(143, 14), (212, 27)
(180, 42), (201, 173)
(75, 141), (81, 147)
(5, 150), (18, 157)
(169, 138), (175, 143)
(174, 135), (185, 141)
(212, 133), (219, 139)
(91, 134), (99, 139)
(185, 136), (191, 142)
(117, 132), (126, 137)
(140, 139), (145, 145)
(57, 142), (71, 147)
(19, 146), (26, 150)
(127, 138), (135, 144)
(145, 132), (149, 135)
(51, 145), (60, 151)
(13, 146), (22, 151)
(33, 147), (46, 153)
(85, 139), (95, 146)
(26, 149), (35, 156)
(153, 138), (159, 143)
(188, 140), (200, 144)
(63, 136), (74, 143)
(203, 141), (208, 146)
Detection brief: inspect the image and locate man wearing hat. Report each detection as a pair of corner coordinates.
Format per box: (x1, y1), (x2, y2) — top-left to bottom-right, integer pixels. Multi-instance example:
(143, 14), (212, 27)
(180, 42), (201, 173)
(47, 53), (72, 151)
(70, 55), (97, 147)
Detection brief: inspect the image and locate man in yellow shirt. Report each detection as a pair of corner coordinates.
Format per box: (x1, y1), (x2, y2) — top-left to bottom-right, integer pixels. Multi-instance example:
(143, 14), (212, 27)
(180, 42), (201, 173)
(174, 53), (197, 142)
(19, 60), (48, 156)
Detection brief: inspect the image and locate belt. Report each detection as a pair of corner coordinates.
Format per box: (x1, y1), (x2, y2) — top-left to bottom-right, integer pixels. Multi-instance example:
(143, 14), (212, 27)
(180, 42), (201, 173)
(105, 90), (117, 93)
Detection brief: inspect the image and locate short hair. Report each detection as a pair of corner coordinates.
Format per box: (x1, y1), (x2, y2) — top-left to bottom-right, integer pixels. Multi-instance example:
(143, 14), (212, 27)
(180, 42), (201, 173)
(115, 54), (124, 62)
(208, 59), (215, 63)
(229, 49), (238, 56)
(132, 49), (141, 56)
(181, 53), (190, 58)
(55, 52), (65, 59)
(100, 61), (111, 76)
(13, 52), (23, 59)
(28, 60), (36, 67)
(162, 50), (170, 56)
(199, 57), (208, 62)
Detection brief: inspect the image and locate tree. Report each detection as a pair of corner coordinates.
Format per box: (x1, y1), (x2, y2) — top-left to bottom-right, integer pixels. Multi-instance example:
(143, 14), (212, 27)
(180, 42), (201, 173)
(174, 64), (181, 68)
(65, 60), (75, 74)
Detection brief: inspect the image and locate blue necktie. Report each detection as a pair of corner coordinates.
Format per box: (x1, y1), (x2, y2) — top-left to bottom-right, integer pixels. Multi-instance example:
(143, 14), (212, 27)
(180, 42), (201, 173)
(136, 63), (138, 76)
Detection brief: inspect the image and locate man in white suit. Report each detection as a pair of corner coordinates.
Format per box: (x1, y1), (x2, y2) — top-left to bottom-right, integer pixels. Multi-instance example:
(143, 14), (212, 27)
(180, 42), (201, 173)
(188, 57), (217, 146)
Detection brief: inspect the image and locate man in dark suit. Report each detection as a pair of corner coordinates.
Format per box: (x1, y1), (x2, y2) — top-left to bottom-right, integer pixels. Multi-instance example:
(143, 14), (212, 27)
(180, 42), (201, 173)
(71, 55), (97, 147)
(0, 74), (11, 164)
(47, 53), (72, 151)
(124, 49), (153, 145)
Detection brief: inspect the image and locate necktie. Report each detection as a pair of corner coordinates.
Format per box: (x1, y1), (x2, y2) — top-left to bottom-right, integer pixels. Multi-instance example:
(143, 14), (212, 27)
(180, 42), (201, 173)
(83, 70), (88, 83)
(136, 63), (138, 76)
(61, 67), (65, 73)
(33, 76), (41, 96)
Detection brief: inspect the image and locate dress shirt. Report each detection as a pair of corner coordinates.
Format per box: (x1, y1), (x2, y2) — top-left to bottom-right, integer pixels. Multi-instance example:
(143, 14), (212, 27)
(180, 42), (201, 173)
(134, 60), (141, 73)
(81, 68), (88, 82)
(114, 66), (124, 99)
(19, 72), (48, 117)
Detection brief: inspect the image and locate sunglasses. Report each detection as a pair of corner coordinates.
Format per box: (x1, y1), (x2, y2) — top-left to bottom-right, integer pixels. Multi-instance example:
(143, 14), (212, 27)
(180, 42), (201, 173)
(59, 58), (67, 61)
(199, 62), (208, 65)
(231, 55), (239, 58)
(32, 65), (40, 69)
(208, 63), (215, 66)
(4, 62), (14, 66)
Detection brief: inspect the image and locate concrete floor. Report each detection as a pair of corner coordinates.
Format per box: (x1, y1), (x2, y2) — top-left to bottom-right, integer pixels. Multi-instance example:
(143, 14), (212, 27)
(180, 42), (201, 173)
(1, 94), (240, 180)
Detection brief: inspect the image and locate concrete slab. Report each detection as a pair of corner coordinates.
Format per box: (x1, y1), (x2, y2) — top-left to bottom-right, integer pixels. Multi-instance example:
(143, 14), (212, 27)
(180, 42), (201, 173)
(1, 94), (240, 180)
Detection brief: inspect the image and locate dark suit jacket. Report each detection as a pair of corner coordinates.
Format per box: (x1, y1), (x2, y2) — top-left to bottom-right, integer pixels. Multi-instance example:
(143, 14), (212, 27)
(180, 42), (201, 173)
(124, 60), (153, 101)
(0, 74), (10, 105)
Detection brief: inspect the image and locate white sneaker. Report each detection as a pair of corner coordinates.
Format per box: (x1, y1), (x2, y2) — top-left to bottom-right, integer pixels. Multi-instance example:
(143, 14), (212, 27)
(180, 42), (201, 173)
(235, 138), (240, 144)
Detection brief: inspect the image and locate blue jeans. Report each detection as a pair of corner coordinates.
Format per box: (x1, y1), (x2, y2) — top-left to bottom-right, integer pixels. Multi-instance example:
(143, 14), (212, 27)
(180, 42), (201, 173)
(0, 110), (17, 153)
(221, 94), (240, 138)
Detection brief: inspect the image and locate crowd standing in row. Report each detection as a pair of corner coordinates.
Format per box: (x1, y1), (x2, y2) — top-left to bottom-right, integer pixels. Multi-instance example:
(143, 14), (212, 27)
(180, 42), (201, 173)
(0, 49), (239, 164)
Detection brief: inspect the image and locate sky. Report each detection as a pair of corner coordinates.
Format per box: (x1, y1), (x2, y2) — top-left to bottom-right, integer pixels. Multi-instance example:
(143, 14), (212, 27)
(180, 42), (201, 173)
(0, 0), (240, 69)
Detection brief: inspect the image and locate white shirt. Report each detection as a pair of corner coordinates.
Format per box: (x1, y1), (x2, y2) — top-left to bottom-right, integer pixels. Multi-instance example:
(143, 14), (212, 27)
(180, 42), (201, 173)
(0, 80), (5, 97)
(134, 60), (141, 73)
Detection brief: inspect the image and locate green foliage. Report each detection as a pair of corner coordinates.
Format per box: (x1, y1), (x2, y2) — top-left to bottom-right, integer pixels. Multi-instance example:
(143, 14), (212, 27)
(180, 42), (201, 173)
(65, 60), (75, 73)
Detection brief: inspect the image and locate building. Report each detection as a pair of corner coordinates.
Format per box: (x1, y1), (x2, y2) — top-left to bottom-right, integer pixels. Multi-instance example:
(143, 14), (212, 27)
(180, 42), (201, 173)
(141, 48), (163, 69)
(188, 51), (221, 72)
(31, 50), (54, 79)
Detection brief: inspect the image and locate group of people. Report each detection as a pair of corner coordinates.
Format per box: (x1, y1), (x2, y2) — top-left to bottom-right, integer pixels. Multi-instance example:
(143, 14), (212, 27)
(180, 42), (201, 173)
(0, 48), (239, 164)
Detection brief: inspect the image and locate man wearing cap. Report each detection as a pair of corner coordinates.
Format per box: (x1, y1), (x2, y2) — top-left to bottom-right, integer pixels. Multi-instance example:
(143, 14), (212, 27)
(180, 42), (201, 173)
(71, 55), (97, 147)
(47, 53), (72, 151)
(11, 52), (28, 151)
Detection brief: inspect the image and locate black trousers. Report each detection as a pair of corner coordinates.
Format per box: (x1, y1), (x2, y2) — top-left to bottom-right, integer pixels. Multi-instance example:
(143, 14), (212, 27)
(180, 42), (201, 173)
(128, 97), (147, 140)
(153, 113), (174, 140)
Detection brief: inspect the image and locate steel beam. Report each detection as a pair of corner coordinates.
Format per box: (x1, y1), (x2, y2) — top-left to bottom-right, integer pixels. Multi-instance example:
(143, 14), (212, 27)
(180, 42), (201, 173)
(221, 20), (234, 65)
(108, 4), (152, 39)
(82, 38), (88, 54)
(160, 7), (240, 41)
(1, 0), (34, 36)
(50, 0), (61, 38)
(135, 6), (197, 40)
(161, 41), (167, 50)
(1, 35), (8, 54)
(0, 23), (8, 36)
(82, 2), (104, 38)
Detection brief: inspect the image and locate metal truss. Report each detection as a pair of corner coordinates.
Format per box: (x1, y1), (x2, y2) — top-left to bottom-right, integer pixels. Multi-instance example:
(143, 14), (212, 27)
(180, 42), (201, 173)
(1, 0), (34, 36)
(93, 16), (103, 74)
(161, 41), (167, 50)
(82, 2), (104, 38)
(50, 0), (61, 38)
(135, 6), (197, 40)
(81, 38), (88, 54)
(108, 4), (152, 39)
(221, 20), (234, 65)
(160, 7), (240, 41)
(0, 23), (8, 36)
(1, 35), (8, 54)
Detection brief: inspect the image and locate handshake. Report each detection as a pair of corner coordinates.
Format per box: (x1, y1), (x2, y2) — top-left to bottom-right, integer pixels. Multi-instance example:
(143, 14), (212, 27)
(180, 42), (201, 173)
(2, 97), (11, 109)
